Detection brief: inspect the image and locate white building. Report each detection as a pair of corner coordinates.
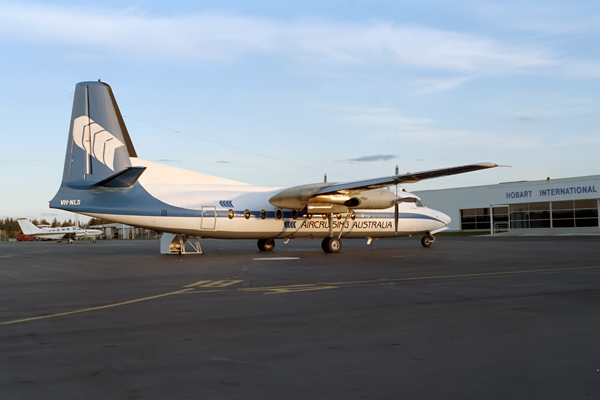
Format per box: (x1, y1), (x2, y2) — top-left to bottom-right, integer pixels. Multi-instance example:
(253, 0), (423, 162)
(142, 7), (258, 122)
(415, 174), (600, 234)
(89, 223), (160, 240)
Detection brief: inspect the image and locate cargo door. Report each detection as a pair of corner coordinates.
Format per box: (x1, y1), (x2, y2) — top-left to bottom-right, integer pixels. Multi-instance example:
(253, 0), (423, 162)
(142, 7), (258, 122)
(201, 206), (216, 230)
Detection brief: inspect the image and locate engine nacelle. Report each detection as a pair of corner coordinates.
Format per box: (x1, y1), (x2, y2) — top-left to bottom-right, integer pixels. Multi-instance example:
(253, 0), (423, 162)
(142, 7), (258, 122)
(343, 188), (397, 209)
(269, 183), (330, 209)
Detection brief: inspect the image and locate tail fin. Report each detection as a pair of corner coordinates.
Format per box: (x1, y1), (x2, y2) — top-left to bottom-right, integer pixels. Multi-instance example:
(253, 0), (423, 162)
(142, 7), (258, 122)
(17, 219), (42, 235)
(62, 81), (137, 184)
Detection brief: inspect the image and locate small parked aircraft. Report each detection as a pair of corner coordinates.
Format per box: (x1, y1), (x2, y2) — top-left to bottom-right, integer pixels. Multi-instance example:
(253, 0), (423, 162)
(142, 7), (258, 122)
(17, 219), (102, 244)
(49, 81), (499, 254)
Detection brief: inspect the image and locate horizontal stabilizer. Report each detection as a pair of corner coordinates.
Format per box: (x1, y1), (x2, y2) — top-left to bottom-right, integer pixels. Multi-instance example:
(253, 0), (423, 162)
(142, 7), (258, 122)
(93, 166), (146, 188)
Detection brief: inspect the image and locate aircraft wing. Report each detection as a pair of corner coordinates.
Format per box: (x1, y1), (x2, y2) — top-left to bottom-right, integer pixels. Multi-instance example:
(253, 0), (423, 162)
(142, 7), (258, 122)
(269, 162), (500, 209)
(314, 162), (499, 195)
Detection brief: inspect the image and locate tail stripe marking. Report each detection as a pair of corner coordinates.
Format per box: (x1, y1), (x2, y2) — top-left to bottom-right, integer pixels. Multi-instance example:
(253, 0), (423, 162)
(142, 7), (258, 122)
(73, 116), (124, 171)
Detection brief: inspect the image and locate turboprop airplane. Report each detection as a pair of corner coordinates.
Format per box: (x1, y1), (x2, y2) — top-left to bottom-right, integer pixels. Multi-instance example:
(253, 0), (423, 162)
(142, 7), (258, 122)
(17, 218), (102, 243)
(49, 81), (499, 254)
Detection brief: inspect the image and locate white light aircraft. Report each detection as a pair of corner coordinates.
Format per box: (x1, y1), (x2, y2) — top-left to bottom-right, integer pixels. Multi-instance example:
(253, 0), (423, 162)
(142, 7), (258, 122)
(50, 81), (499, 254)
(17, 219), (102, 244)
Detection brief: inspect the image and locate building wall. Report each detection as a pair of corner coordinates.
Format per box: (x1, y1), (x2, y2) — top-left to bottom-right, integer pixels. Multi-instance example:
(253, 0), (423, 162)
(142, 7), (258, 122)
(89, 224), (160, 239)
(415, 174), (600, 233)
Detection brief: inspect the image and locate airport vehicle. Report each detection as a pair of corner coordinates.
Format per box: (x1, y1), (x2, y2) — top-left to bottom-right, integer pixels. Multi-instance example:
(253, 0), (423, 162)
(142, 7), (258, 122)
(16, 233), (36, 241)
(17, 219), (102, 244)
(50, 81), (498, 254)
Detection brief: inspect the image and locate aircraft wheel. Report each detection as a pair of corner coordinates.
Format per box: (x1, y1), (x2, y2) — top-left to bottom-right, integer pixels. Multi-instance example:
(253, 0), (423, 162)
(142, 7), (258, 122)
(92, 238), (97, 243)
(322, 237), (342, 253)
(68, 238), (73, 244)
(257, 238), (275, 251)
(421, 235), (434, 248)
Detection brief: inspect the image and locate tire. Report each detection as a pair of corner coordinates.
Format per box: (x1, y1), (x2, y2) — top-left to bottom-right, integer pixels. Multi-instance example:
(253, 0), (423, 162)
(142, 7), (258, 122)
(257, 238), (275, 251)
(68, 238), (73, 244)
(421, 235), (434, 248)
(322, 237), (342, 253)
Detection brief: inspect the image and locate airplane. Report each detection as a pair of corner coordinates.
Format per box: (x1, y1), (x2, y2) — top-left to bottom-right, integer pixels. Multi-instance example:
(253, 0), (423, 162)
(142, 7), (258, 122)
(17, 218), (103, 244)
(49, 81), (499, 254)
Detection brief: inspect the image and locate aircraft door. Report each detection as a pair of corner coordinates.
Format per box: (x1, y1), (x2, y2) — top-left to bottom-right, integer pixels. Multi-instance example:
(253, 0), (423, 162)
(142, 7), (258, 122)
(201, 206), (216, 230)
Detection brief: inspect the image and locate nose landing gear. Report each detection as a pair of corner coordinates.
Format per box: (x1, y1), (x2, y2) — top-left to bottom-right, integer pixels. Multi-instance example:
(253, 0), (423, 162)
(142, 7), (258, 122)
(421, 235), (435, 248)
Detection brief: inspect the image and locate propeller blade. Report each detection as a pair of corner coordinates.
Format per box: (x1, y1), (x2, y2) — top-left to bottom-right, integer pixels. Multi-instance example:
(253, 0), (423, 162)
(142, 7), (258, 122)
(395, 203), (398, 234)
(395, 165), (399, 234)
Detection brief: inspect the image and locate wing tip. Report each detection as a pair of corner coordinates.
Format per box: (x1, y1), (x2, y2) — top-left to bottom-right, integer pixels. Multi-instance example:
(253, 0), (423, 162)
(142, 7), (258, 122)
(476, 162), (511, 168)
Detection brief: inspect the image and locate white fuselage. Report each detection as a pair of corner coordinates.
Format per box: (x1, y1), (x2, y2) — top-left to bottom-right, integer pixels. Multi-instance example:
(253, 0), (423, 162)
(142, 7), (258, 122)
(81, 161), (450, 239)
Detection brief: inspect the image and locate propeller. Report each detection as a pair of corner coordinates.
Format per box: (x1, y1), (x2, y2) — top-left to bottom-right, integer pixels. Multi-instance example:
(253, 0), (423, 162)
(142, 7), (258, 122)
(395, 165), (399, 234)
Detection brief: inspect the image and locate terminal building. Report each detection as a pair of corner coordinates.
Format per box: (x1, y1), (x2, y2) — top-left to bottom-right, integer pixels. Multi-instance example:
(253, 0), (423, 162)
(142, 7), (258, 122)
(415, 174), (600, 235)
(89, 223), (160, 240)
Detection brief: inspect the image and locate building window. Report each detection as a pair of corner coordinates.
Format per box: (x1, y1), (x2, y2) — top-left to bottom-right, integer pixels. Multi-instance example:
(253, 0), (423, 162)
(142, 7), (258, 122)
(552, 201), (574, 228)
(529, 202), (551, 228)
(492, 207), (509, 228)
(574, 199), (599, 227)
(553, 200), (598, 228)
(460, 208), (490, 230)
(503, 200), (598, 230)
(510, 202), (551, 229)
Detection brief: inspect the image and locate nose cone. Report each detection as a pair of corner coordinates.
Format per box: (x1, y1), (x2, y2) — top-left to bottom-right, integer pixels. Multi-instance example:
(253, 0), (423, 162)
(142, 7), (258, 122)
(437, 211), (451, 227)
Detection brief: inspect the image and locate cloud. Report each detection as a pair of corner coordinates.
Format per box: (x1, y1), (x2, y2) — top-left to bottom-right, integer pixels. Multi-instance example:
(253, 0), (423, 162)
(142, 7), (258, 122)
(337, 107), (540, 149)
(155, 158), (180, 163)
(411, 76), (474, 94)
(0, 2), (558, 75)
(346, 154), (397, 163)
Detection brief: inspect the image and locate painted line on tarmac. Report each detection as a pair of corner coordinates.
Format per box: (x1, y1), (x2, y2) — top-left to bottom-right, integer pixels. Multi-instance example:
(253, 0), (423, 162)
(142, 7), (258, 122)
(184, 280), (243, 288)
(3, 265), (598, 325)
(241, 284), (338, 294)
(0, 288), (195, 326)
(320, 265), (600, 286)
(252, 257), (301, 261)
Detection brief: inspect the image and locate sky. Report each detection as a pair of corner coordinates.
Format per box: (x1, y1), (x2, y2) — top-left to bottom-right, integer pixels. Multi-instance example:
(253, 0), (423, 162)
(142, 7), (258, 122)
(1, 0), (600, 222)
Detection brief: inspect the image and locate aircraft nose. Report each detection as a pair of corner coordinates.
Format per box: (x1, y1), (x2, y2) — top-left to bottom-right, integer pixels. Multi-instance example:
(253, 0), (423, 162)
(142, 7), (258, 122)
(437, 211), (451, 227)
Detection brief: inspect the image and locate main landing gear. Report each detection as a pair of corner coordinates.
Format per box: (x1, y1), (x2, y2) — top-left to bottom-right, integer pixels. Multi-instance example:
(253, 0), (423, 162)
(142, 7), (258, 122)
(257, 238), (275, 252)
(321, 237), (342, 253)
(255, 224), (438, 254)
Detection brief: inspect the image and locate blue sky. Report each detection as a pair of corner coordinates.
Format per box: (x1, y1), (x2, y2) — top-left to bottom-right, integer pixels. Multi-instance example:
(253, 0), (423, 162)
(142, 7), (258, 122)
(1, 0), (600, 221)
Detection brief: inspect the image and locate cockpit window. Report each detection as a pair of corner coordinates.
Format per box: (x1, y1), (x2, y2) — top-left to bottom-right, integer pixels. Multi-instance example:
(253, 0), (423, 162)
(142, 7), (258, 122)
(416, 199), (424, 207)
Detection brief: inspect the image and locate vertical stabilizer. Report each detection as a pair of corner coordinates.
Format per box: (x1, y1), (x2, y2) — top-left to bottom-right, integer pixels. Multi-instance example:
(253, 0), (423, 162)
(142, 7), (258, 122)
(17, 219), (42, 235)
(62, 81), (136, 183)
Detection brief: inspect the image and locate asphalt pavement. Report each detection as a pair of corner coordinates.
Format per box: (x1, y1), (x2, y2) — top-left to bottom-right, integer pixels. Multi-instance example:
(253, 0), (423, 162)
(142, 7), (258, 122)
(1, 236), (599, 399)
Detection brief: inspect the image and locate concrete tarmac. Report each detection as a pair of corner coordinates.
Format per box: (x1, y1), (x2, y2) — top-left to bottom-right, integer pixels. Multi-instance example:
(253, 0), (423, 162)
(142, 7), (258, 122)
(1, 236), (600, 399)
